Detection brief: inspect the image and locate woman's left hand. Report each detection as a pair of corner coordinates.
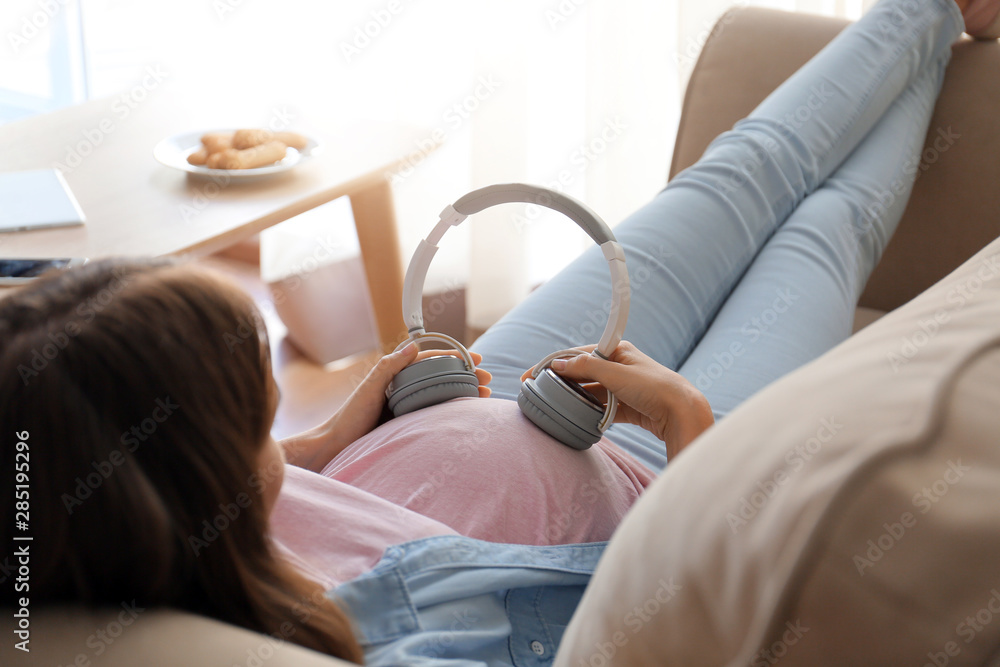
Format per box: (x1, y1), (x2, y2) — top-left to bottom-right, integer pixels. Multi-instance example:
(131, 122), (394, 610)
(519, 341), (713, 459)
(283, 344), (491, 472)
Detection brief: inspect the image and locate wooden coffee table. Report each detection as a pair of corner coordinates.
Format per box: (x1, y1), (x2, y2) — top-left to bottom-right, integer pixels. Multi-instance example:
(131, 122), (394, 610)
(0, 93), (429, 351)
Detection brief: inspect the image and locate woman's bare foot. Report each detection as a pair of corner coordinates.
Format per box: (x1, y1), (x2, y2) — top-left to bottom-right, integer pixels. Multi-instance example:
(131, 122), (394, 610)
(959, 0), (1000, 39)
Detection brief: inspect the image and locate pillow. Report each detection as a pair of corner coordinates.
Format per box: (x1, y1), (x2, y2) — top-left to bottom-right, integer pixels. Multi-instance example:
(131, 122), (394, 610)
(555, 237), (1000, 666)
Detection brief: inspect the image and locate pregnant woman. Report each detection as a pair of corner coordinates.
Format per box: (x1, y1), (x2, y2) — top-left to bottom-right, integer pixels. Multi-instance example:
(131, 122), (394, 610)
(1, 0), (997, 664)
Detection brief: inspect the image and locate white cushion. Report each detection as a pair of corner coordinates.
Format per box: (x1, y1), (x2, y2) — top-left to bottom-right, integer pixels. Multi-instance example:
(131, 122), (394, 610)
(555, 238), (1000, 665)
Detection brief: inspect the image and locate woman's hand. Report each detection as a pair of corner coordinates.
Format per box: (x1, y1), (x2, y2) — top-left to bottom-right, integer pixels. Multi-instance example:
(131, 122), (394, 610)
(283, 344), (492, 472)
(520, 341), (713, 459)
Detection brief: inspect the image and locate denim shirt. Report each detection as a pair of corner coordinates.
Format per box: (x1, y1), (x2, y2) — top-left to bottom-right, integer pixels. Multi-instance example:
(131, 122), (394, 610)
(328, 535), (607, 666)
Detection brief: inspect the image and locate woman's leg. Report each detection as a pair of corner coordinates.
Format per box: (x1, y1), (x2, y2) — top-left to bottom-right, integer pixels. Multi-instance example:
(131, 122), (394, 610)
(472, 0), (963, 472)
(679, 59), (951, 421)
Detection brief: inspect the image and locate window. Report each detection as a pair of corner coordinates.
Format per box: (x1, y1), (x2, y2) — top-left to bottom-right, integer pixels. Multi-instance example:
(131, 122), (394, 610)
(0, 0), (87, 123)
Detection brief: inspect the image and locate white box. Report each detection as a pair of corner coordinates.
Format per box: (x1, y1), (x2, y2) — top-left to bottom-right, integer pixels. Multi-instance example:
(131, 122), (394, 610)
(261, 198), (378, 365)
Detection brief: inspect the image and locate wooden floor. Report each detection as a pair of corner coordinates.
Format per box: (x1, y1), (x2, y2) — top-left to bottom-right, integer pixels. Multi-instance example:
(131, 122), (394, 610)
(197, 254), (382, 440)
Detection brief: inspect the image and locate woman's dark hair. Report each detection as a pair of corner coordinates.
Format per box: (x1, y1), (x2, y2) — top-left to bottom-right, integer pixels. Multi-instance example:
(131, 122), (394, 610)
(0, 257), (363, 662)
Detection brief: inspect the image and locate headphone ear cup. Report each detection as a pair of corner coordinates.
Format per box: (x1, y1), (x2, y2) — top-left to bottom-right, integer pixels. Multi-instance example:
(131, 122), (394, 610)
(518, 369), (604, 451)
(390, 378), (479, 417)
(386, 356), (480, 417)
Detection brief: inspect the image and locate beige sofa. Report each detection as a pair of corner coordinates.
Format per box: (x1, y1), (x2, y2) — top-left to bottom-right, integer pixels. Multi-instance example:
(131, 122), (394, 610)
(4, 7), (998, 666)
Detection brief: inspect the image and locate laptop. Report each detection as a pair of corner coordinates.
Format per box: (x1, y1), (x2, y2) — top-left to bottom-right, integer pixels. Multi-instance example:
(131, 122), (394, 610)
(0, 168), (86, 233)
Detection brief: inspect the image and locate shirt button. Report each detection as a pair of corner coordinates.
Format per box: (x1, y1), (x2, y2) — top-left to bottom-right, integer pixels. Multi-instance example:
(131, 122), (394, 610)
(530, 640), (545, 656)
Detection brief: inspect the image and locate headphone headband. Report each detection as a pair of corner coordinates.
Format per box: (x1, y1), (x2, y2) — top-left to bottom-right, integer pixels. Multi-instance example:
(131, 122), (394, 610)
(401, 183), (630, 359)
(453, 183), (616, 246)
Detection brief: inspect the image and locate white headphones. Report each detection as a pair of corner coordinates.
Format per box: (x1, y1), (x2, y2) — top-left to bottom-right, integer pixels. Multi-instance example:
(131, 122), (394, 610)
(385, 183), (630, 450)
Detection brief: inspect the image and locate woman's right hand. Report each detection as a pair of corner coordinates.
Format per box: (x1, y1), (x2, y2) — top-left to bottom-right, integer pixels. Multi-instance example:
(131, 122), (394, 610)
(520, 341), (714, 459)
(285, 345), (492, 472)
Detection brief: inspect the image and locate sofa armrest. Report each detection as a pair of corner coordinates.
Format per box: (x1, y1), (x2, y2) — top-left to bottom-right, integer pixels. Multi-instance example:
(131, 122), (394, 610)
(0, 606), (356, 666)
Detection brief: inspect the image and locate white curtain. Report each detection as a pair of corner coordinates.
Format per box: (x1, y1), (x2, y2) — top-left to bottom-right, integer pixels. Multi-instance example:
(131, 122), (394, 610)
(68, 0), (880, 333)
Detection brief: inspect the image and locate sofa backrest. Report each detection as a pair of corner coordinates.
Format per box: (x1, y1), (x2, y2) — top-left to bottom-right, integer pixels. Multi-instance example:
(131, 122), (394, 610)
(670, 6), (1000, 312)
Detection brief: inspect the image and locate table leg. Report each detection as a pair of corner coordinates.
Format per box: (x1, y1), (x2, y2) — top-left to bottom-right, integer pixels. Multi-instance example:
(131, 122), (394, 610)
(349, 177), (407, 354)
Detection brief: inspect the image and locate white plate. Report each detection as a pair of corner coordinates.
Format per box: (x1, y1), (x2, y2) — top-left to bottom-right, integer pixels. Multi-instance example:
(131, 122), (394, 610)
(153, 129), (321, 178)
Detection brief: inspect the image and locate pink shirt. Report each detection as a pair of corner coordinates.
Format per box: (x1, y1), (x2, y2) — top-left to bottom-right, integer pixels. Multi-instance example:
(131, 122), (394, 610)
(271, 465), (458, 589)
(271, 397), (656, 587)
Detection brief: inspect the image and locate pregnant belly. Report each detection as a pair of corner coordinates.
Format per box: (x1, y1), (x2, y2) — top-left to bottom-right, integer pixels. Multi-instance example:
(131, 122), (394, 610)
(321, 397), (655, 545)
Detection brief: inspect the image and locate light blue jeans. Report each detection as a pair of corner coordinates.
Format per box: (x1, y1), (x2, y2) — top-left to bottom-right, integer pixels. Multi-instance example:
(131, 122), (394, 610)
(472, 0), (964, 473)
